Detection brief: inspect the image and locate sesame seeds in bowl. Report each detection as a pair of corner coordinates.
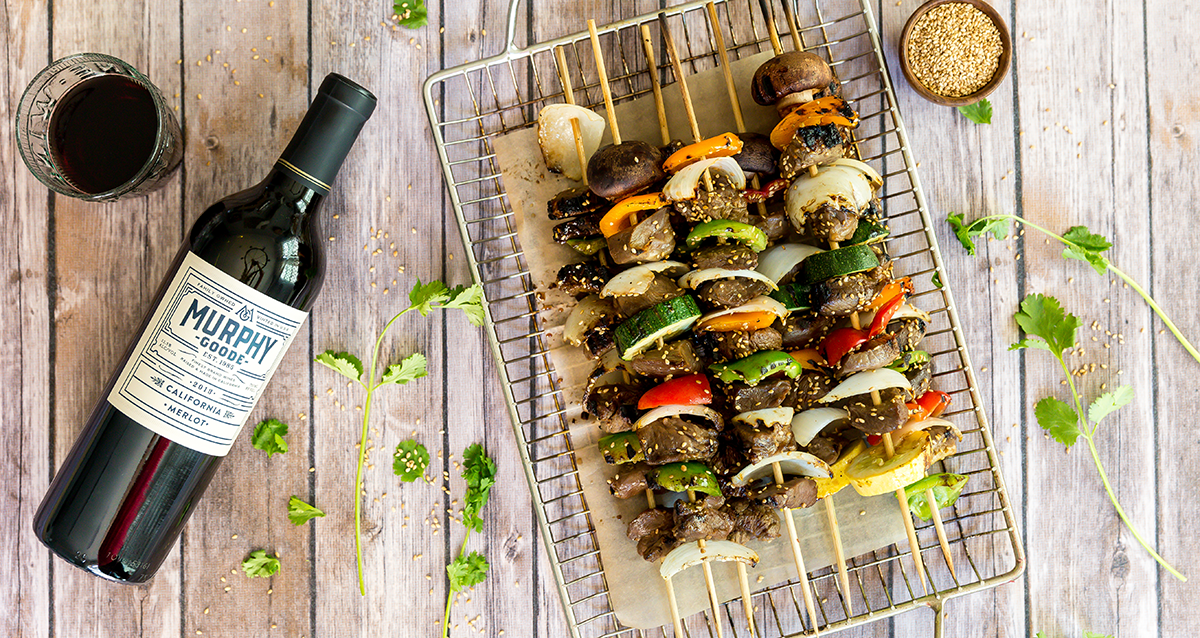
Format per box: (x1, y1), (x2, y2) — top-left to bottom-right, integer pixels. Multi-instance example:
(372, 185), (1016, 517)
(899, 0), (1013, 107)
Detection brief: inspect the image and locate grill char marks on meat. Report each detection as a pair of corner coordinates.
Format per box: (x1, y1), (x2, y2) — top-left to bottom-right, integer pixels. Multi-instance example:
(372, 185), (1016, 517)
(785, 373), (834, 411)
(548, 186), (610, 220)
(889, 317), (927, 351)
(608, 462), (651, 499)
(756, 476), (819, 510)
(907, 359), (934, 398)
(839, 333), (901, 377)
(696, 277), (773, 310)
(691, 244), (759, 271)
(552, 212), (603, 244)
(724, 498), (782, 544)
(807, 202), (860, 243)
(637, 417), (720, 465)
(627, 507), (681, 562)
(726, 377), (792, 412)
(845, 387), (910, 435)
(583, 321), (616, 359)
(710, 328), (783, 363)
(673, 176), (749, 224)
(628, 339), (704, 378)
(732, 414), (795, 464)
(805, 433), (845, 465)
(779, 313), (836, 349)
(673, 494), (734, 542)
(811, 263), (893, 316)
(554, 261), (609, 298)
(778, 123), (852, 181)
(584, 384), (640, 433)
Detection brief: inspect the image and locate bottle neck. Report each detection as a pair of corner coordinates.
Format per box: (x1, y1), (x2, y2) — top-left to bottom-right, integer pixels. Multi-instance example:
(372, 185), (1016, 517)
(274, 85), (372, 196)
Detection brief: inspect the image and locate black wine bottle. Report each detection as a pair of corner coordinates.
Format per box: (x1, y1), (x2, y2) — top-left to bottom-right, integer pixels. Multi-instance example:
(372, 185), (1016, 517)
(33, 73), (376, 583)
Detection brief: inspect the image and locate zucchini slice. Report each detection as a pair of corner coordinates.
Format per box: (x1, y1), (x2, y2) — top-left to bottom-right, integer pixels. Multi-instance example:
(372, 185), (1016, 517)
(770, 282), (813, 312)
(614, 295), (702, 360)
(846, 217), (890, 246)
(800, 244), (880, 284)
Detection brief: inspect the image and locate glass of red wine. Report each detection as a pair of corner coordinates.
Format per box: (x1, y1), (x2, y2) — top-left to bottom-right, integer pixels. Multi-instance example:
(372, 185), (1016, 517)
(16, 53), (183, 201)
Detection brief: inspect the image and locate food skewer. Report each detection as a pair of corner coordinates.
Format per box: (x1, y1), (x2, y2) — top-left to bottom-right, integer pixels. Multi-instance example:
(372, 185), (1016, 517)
(926, 487), (956, 572)
(553, 46), (592, 186)
(658, 12), (822, 636)
(587, 19), (745, 637)
(702, 1), (855, 617)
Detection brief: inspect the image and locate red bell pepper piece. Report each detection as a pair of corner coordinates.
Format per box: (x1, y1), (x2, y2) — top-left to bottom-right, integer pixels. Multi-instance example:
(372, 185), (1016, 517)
(821, 327), (869, 364)
(866, 434), (882, 446)
(906, 390), (952, 422)
(868, 293), (905, 338)
(637, 374), (713, 410)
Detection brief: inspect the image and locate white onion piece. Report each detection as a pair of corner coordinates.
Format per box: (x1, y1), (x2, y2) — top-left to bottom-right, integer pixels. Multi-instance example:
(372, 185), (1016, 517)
(633, 404), (724, 431)
(790, 407), (849, 447)
(698, 296), (789, 326)
(819, 369), (914, 403)
(732, 407), (795, 429)
(677, 268), (778, 291)
(660, 540), (759, 580)
(600, 260), (689, 298)
(831, 157), (884, 189)
(756, 243), (824, 283)
(563, 295), (613, 346)
(729, 451), (833, 487)
(537, 104), (605, 181)
(785, 164), (876, 230)
(891, 417), (963, 443)
(663, 157), (746, 202)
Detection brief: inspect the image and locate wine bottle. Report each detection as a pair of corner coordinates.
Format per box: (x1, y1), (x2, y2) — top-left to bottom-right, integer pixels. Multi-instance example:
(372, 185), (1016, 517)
(33, 73), (376, 583)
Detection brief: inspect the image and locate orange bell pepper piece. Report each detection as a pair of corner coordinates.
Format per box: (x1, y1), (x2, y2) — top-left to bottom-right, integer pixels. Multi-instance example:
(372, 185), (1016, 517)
(788, 348), (828, 370)
(662, 133), (744, 173)
(865, 277), (914, 312)
(598, 192), (667, 238)
(769, 97), (859, 149)
(695, 310), (777, 333)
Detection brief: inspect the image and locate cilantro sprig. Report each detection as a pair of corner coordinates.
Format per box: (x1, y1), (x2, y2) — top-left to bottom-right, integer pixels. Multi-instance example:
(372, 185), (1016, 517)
(287, 496), (326, 525)
(241, 549), (280, 578)
(393, 0), (428, 29)
(956, 98), (992, 124)
(393, 439), (430, 482)
(1011, 294), (1185, 581)
(442, 444), (497, 638)
(316, 278), (485, 596)
(947, 212), (1200, 366)
(251, 418), (289, 457)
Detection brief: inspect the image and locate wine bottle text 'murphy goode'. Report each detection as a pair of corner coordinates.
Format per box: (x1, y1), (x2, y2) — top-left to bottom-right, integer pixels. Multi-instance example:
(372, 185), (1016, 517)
(34, 73), (377, 583)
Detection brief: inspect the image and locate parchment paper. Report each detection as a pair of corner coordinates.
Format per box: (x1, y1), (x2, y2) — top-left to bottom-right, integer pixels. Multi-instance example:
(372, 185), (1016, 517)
(493, 51), (907, 630)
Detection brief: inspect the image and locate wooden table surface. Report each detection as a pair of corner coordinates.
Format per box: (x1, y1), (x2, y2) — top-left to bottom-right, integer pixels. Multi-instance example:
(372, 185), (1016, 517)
(3, 0), (1197, 636)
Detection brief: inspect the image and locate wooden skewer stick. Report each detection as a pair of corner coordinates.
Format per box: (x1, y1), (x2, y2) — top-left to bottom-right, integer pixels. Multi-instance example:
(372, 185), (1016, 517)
(664, 576), (685, 637)
(639, 25), (672, 147)
(780, 0), (804, 52)
(688, 490), (727, 638)
(765, 2), (784, 56)
(554, 46), (591, 185)
(656, 14), (715, 193)
(587, 20), (622, 146)
(926, 487), (956, 572)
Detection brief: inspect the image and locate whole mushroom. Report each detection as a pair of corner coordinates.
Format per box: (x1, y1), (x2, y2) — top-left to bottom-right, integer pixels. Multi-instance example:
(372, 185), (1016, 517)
(587, 141), (666, 201)
(751, 51), (837, 115)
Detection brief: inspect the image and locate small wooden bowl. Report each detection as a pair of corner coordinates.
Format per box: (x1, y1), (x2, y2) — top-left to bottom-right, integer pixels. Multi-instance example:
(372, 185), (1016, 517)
(899, 0), (1012, 107)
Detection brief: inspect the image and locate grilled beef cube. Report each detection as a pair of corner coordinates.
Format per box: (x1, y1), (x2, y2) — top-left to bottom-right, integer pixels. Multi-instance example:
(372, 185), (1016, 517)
(889, 317), (927, 351)
(637, 532), (681, 562)
(673, 495), (734, 542)
(750, 210), (790, 242)
(785, 373), (835, 411)
(608, 463), (651, 499)
(732, 415), (794, 464)
(627, 507), (675, 541)
(637, 417), (719, 465)
(709, 430), (749, 481)
(628, 339), (703, 378)
(811, 263), (893, 316)
(839, 333), (901, 377)
(778, 313), (836, 349)
(807, 202), (860, 244)
(724, 498), (781, 544)
(555, 261), (609, 297)
(907, 359), (934, 398)
(711, 328), (783, 362)
(844, 387), (910, 435)
(691, 244), (759, 270)
(696, 277), (773, 310)
(584, 384), (640, 433)
(608, 208), (676, 265)
(614, 273), (683, 318)
(673, 177), (749, 224)
(548, 186), (610, 219)
(778, 123), (852, 181)
(927, 426), (959, 465)
(756, 477), (819, 510)
(583, 323), (616, 359)
(726, 377), (792, 412)
(552, 213), (603, 243)
(804, 434), (845, 465)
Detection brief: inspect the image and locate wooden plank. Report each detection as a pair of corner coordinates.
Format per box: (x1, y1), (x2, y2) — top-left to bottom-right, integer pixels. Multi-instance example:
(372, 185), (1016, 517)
(176, 2), (315, 637)
(1011, 1), (1157, 637)
(1147, 0), (1200, 633)
(47, 0), (183, 635)
(0, 0), (52, 635)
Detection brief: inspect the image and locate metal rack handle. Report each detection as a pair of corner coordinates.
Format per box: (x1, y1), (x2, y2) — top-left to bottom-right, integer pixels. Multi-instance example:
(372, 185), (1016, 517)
(504, 0), (524, 53)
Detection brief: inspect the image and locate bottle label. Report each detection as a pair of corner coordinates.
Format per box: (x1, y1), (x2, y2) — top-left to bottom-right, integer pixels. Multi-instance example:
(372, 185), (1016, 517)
(108, 251), (307, 456)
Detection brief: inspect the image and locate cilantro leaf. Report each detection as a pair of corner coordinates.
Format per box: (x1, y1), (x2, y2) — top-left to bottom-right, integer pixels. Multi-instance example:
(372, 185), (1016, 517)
(287, 495), (326, 525)
(957, 98), (992, 124)
(409, 279), (450, 316)
(241, 549), (280, 578)
(947, 212), (1008, 256)
(460, 443), (497, 532)
(931, 271), (943, 289)
(1010, 294), (1080, 357)
(447, 550), (489, 592)
(1036, 396), (1081, 448)
(380, 353), (428, 386)
(1083, 632), (1114, 638)
(251, 418), (288, 457)
(947, 212), (977, 255)
(443, 284), (487, 326)
(315, 350), (364, 382)
(394, 0), (428, 29)
(1088, 385), (1134, 426)
(1060, 225), (1113, 274)
(393, 439), (431, 482)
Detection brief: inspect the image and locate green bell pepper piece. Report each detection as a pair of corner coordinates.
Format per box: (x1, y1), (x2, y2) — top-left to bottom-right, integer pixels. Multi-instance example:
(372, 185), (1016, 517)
(904, 473), (969, 520)
(567, 237), (606, 256)
(598, 432), (643, 465)
(708, 350), (803, 386)
(684, 220), (768, 253)
(652, 462), (722, 497)
(887, 349), (931, 372)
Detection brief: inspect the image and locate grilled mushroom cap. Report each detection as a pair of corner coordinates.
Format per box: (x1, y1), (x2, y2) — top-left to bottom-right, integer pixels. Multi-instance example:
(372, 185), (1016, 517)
(751, 51), (835, 106)
(587, 141), (666, 201)
(731, 132), (778, 176)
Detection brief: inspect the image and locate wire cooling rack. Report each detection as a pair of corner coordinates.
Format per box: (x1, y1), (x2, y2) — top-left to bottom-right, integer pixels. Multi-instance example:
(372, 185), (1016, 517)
(423, 0), (1024, 635)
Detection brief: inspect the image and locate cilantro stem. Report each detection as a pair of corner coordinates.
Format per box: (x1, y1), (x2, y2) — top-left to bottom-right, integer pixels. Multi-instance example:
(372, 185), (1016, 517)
(443, 530), (472, 638)
(970, 214), (1200, 366)
(1055, 353), (1187, 582)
